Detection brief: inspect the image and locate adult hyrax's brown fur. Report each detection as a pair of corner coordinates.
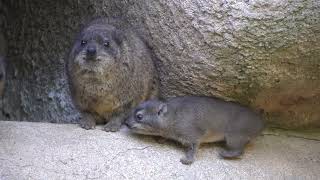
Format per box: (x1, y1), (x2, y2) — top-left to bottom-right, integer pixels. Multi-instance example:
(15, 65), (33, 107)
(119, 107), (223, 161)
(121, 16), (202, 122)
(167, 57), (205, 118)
(67, 19), (158, 132)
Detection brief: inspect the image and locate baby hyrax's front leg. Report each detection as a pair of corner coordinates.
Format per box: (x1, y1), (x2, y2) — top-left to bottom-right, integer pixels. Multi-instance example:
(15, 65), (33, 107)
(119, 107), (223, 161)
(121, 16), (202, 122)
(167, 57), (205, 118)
(180, 142), (199, 165)
(219, 134), (249, 159)
(104, 113), (127, 132)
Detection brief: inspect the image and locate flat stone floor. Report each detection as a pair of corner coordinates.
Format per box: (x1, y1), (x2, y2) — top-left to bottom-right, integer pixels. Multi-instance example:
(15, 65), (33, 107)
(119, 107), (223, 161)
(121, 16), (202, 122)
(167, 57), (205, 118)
(0, 121), (319, 180)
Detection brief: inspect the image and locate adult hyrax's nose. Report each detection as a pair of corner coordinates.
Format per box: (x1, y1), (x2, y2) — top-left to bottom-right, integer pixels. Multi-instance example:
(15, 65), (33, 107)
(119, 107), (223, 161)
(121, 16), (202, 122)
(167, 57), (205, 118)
(86, 46), (97, 57)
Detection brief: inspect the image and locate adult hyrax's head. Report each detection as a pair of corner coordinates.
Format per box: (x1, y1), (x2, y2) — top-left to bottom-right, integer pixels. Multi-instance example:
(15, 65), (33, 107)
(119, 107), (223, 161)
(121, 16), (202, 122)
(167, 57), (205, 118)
(69, 21), (125, 80)
(125, 100), (168, 136)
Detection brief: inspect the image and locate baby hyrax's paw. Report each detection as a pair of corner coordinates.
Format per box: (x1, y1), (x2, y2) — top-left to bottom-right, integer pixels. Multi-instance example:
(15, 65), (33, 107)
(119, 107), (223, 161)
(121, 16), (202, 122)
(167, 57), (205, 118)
(219, 149), (242, 159)
(180, 157), (194, 165)
(104, 121), (121, 132)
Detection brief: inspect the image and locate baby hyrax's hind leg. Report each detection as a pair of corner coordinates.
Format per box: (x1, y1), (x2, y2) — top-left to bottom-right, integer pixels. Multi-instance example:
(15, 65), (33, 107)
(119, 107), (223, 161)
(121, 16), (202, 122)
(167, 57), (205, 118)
(180, 142), (199, 165)
(80, 112), (96, 130)
(219, 134), (249, 159)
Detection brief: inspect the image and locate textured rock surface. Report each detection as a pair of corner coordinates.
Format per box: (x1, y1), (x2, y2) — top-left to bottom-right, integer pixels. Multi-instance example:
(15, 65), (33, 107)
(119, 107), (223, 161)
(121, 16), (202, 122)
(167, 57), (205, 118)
(0, 121), (319, 179)
(1, 0), (319, 128)
(0, 0), (6, 56)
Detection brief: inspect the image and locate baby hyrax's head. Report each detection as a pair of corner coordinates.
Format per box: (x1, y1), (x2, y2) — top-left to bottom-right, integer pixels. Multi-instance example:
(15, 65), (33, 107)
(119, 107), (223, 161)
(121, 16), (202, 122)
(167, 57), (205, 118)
(125, 100), (168, 136)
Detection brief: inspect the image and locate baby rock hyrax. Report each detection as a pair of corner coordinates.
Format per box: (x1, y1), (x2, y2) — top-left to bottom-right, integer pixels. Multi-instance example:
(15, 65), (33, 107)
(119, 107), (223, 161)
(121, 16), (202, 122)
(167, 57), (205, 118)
(125, 96), (264, 165)
(67, 19), (158, 131)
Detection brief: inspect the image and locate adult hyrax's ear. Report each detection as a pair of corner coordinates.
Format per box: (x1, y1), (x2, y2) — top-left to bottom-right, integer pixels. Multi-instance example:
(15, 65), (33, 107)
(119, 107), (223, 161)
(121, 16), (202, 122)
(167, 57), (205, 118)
(113, 29), (124, 45)
(157, 103), (167, 116)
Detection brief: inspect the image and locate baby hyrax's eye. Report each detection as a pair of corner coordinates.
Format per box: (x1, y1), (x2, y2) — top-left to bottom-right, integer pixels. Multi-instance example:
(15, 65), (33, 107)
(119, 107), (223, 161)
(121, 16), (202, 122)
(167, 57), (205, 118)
(135, 113), (143, 122)
(81, 40), (87, 46)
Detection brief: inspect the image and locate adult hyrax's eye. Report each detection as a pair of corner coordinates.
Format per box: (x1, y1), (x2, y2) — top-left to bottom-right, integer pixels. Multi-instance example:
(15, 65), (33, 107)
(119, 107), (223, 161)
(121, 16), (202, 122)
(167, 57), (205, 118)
(135, 113), (143, 122)
(81, 40), (87, 45)
(103, 41), (110, 47)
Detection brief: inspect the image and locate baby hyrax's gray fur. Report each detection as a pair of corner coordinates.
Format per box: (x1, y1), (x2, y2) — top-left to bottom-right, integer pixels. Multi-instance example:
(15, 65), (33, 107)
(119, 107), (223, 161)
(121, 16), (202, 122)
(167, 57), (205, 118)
(67, 19), (158, 132)
(125, 96), (264, 165)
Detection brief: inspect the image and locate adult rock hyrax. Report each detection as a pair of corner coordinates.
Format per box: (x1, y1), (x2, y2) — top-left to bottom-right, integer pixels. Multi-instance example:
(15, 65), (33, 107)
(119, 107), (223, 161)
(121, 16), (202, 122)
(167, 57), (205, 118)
(67, 19), (158, 132)
(125, 96), (264, 165)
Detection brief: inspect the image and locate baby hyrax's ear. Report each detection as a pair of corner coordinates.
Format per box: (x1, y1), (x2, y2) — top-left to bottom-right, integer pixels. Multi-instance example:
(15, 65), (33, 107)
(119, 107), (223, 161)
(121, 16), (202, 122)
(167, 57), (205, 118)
(157, 103), (167, 116)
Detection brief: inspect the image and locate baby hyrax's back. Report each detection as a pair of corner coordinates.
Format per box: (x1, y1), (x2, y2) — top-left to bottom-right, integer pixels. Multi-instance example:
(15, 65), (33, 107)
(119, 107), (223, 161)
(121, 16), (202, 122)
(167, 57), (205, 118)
(126, 96), (264, 164)
(168, 96), (264, 141)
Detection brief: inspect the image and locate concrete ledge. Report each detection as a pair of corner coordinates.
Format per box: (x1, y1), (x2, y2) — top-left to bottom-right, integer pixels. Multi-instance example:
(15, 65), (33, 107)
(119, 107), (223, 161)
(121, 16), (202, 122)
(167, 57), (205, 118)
(0, 121), (319, 179)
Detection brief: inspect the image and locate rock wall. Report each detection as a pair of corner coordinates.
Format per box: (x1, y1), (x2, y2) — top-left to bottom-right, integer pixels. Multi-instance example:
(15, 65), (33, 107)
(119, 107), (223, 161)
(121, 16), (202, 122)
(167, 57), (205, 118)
(1, 0), (319, 128)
